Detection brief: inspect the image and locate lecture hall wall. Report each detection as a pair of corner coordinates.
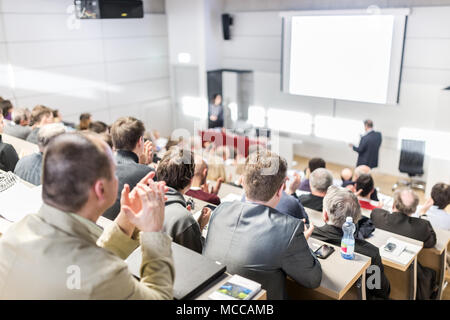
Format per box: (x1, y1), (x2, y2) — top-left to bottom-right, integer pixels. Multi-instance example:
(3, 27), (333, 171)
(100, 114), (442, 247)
(218, 0), (450, 181)
(0, 0), (173, 136)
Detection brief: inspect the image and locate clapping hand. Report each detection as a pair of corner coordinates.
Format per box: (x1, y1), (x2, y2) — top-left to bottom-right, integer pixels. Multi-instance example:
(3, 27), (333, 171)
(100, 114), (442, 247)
(121, 179), (167, 233)
(197, 207), (212, 231)
(303, 219), (314, 240)
(139, 140), (154, 165)
(287, 172), (301, 195)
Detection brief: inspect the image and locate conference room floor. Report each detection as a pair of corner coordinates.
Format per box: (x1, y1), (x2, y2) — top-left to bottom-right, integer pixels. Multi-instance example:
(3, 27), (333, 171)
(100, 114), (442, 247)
(292, 155), (450, 300)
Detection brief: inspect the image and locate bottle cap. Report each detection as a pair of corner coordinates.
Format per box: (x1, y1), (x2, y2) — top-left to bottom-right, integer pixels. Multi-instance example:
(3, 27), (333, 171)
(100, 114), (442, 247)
(346, 216), (353, 223)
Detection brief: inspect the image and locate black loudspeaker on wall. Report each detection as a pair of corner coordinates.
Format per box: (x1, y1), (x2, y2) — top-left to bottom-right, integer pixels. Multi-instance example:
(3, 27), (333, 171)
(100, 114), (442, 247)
(222, 13), (233, 40)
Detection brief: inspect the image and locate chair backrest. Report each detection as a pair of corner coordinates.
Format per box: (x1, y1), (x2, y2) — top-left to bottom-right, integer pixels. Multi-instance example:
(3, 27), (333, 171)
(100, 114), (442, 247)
(399, 139), (425, 176)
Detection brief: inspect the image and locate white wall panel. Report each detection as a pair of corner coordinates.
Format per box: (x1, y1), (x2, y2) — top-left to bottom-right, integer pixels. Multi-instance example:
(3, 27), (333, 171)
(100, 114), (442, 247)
(104, 37), (168, 62)
(403, 38), (450, 69)
(108, 79), (170, 107)
(3, 14), (102, 42)
(0, 0), (73, 13)
(8, 40), (104, 68)
(101, 14), (167, 38)
(407, 7), (450, 38)
(106, 58), (169, 84)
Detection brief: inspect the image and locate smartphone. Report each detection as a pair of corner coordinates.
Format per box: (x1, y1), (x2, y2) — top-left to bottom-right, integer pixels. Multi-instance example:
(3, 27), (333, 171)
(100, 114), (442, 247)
(314, 244), (335, 259)
(204, 204), (217, 211)
(384, 242), (397, 253)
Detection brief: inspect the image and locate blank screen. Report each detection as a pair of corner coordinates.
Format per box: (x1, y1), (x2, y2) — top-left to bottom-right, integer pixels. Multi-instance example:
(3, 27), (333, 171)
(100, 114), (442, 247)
(288, 15), (395, 104)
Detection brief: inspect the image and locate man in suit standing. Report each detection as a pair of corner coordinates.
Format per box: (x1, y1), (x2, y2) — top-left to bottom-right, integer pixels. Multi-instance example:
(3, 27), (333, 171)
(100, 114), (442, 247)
(350, 119), (382, 169)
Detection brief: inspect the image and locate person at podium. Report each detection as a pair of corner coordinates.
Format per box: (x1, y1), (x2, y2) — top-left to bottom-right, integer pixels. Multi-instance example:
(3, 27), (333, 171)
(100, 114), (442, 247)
(208, 93), (224, 129)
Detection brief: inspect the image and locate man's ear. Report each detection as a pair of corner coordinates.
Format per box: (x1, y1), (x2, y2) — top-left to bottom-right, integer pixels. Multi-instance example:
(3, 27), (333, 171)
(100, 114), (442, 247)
(203, 168), (208, 178)
(93, 180), (106, 201)
(277, 182), (284, 197)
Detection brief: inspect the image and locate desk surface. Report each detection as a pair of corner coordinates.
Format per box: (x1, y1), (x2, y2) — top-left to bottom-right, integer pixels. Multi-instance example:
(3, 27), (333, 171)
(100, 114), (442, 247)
(217, 182), (244, 199)
(305, 208), (423, 272)
(306, 237), (371, 300)
(2, 133), (39, 158)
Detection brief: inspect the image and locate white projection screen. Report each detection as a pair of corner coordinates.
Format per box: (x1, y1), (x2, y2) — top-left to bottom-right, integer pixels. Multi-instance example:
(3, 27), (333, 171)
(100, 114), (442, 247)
(281, 9), (409, 104)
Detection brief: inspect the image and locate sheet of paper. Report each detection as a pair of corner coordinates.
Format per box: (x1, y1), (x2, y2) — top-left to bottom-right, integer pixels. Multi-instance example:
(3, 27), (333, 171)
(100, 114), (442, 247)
(0, 183), (43, 222)
(221, 193), (242, 203)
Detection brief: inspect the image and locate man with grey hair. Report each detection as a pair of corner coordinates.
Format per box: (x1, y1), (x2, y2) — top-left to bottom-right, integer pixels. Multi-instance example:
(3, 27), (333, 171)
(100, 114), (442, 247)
(371, 187), (438, 299)
(3, 108), (32, 140)
(14, 123), (66, 185)
(298, 168), (333, 211)
(312, 185), (391, 299)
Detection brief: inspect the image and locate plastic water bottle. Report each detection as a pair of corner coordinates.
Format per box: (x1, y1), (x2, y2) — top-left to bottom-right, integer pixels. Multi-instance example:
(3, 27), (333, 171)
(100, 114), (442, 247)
(341, 217), (356, 260)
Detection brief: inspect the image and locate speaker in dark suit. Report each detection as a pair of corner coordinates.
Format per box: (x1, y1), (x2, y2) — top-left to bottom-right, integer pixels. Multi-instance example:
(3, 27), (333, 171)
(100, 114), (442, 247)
(351, 120), (382, 169)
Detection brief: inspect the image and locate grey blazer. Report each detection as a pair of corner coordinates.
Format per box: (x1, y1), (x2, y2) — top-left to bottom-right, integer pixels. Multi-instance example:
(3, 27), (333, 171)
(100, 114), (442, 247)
(203, 201), (322, 299)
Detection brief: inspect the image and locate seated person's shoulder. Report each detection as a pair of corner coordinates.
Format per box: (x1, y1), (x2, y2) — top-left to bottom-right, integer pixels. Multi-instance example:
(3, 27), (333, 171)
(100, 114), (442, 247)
(370, 208), (389, 219)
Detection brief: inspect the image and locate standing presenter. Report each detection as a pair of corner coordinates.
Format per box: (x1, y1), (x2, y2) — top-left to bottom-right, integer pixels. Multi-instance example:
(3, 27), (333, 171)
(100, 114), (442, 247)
(208, 93), (224, 129)
(349, 119), (382, 169)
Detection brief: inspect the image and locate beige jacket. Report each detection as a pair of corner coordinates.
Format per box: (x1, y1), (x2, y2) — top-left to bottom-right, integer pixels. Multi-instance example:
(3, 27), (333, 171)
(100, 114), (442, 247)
(0, 204), (174, 299)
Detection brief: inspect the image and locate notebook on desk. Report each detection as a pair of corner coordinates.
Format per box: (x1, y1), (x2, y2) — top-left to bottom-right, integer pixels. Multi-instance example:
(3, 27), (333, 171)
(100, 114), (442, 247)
(125, 242), (226, 300)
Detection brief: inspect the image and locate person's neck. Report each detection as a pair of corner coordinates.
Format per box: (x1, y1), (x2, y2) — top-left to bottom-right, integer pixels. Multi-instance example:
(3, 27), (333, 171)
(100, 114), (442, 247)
(246, 197), (277, 209)
(311, 190), (326, 197)
(76, 205), (102, 223)
(190, 176), (205, 188)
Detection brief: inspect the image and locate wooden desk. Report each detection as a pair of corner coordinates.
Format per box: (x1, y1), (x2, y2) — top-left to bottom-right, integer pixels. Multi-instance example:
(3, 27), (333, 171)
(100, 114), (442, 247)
(305, 207), (423, 300)
(2, 133), (39, 158)
(286, 237), (370, 300)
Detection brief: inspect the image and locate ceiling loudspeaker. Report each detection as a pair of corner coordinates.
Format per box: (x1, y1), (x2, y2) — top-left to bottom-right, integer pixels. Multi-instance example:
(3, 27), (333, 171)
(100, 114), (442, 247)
(222, 13), (233, 40)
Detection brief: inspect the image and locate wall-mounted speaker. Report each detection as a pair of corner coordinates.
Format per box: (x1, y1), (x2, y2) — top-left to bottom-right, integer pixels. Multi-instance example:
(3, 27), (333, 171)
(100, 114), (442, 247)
(222, 13), (233, 40)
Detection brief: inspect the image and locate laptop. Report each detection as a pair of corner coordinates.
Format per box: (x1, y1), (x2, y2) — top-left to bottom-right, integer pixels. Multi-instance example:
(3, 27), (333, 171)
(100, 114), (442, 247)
(125, 242), (226, 300)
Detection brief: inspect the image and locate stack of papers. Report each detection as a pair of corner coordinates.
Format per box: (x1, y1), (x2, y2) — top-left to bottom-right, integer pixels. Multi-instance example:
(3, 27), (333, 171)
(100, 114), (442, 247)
(209, 274), (262, 300)
(380, 237), (422, 266)
(221, 193), (242, 203)
(0, 184), (42, 222)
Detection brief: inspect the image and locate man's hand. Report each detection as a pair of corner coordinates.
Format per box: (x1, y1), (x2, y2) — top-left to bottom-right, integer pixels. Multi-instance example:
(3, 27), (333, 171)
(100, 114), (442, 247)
(419, 198), (434, 216)
(197, 207), (212, 231)
(349, 143), (354, 148)
(115, 184), (137, 237)
(122, 180), (167, 233)
(210, 115), (218, 122)
(303, 219), (314, 240)
(287, 172), (301, 195)
(211, 177), (224, 195)
(139, 140), (154, 165)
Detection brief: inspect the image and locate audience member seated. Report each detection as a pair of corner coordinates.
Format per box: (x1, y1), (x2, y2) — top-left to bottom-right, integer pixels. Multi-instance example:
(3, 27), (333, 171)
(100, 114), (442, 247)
(3, 108), (32, 140)
(89, 121), (109, 134)
(299, 157), (326, 192)
(1, 99), (13, 121)
(14, 123), (65, 186)
(371, 188), (438, 299)
(346, 165), (379, 201)
(186, 155), (222, 205)
(274, 172), (309, 221)
(203, 150), (322, 300)
(312, 185), (390, 299)
(0, 113), (19, 172)
(206, 152), (227, 183)
(414, 183), (450, 231)
(77, 113), (92, 131)
(26, 105), (54, 144)
(156, 147), (211, 253)
(0, 133), (174, 299)
(356, 173), (383, 211)
(53, 109), (75, 129)
(298, 168), (333, 212)
(103, 117), (154, 220)
(340, 168), (353, 187)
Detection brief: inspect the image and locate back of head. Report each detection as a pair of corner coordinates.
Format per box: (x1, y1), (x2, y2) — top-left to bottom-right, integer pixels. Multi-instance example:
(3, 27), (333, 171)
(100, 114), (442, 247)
(79, 113), (92, 130)
(1, 100), (13, 117)
(37, 123), (66, 150)
(308, 158), (326, 173)
(354, 165), (371, 180)
(42, 133), (113, 213)
(194, 155), (207, 177)
(12, 108), (30, 125)
(89, 121), (108, 134)
(431, 183), (450, 210)
(309, 168), (333, 193)
(341, 168), (353, 181)
(323, 185), (361, 228)
(393, 188), (419, 215)
(364, 119), (373, 129)
(355, 173), (374, 197)
(111, 116), (145, 151)
(156, 146), (195, 191)
(243, 150), (287, 202)
(31, 105), (53, 126)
